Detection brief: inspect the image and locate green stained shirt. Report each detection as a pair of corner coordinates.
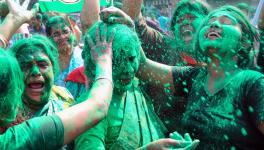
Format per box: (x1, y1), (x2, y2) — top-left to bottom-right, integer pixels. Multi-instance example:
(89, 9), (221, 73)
(75, 83), (165, 150)
(172, 67), (264, 149)
(0, 115), (64, 150)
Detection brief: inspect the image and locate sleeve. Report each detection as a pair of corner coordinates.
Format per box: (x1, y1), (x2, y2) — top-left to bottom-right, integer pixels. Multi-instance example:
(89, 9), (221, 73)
(135, 15), (176, 65)
(172, 66), (198, 97)
(74, 119), (108, 150)
(247, 77), (264, 126)
(0, 115), (64, 150)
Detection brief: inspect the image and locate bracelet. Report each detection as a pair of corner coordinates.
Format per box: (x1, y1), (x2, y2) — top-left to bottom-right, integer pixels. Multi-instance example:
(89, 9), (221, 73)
(0, 35), (8, 49)
(94, 77), (113, 86)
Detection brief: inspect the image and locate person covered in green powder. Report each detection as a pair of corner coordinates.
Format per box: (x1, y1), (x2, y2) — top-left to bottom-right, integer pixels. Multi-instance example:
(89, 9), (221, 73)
(99, 0), (209, 134)
(0, 35), (75, 131)
(135, 5), (264, 149)
(46, 15), (83, 87)
(0, 4), (115, 148)
(117, 0), (210, 66)
(74, 21), (199, 150)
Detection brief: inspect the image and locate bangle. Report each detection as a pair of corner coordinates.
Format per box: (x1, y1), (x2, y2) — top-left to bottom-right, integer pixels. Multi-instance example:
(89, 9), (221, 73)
(94, 77), (113, 86)
(0, 35), (8, 49)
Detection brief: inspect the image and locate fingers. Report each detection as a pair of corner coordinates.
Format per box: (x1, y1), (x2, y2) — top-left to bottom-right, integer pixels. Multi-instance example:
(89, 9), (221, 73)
(170, 131), (184, 141)
(184, 133), (192, 142)
(95, 26), (100, 43)
(101, 24), (107, 42)
(21, 0), (30, 9)
(109, 28), (115, 43)
(85, 35), (95, 49)
(183, 140), (200, 150)
(100, 7), (123, 20)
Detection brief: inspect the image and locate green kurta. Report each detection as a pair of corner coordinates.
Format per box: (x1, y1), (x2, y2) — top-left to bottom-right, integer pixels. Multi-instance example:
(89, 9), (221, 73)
(75, 83), (165, 150)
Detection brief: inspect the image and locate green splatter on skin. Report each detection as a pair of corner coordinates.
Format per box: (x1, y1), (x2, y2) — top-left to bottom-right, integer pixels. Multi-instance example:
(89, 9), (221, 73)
(17, 49), (54, 106)
(173, 7), (204, 53)
(199, 12), (241, 59)
(9, 36), (60, 108)
(83, 22), (140, 94)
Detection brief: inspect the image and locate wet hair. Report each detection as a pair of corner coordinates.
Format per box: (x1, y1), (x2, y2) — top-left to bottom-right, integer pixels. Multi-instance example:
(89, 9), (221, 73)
(45, 16), (75, 44)
(82, 21), (141, 80)
(194, 5), (258, 68)
(170, 0), (211, 32)
(9, 35), (60, 77)
(0, 49), (24, 124)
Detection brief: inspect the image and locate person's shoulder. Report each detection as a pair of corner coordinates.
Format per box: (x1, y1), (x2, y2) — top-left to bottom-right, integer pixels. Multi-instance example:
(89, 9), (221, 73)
(238, 69), (264, 80)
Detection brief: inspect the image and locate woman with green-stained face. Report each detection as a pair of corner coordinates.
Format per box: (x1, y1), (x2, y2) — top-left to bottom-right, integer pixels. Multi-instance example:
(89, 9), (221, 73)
(137, 5), (264, 149)
(0, 0), (114, 149)
(74, 22), (189, 150)
(2, 35), (74, 134)
(100, 0), (211, 133)
(46, 16), (84, 87)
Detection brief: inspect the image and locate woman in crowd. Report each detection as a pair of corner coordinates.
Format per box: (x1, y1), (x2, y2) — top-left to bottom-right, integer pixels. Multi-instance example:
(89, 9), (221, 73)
(0, 0), (113, 149)
(0, 16), (114, 150)
(46, 15), (83, 87)
(136, 5), (264, 149)
(100, 0), (211, 133)
(0, 35), (74, 134)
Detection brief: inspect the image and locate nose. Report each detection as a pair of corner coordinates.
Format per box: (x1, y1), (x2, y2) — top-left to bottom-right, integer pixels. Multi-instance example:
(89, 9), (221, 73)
(182, 18), (191, 25)
(210, 20), (221, 28)
(30, 65), (41, 76)
(121, 61), (134, 74)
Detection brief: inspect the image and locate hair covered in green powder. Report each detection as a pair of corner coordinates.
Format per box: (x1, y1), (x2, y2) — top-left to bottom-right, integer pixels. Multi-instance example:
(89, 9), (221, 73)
(9, 35), (60, 77)
(82, 21), (141, 81)
(0, 49), (24, 126)
(194, 5), (258, 68)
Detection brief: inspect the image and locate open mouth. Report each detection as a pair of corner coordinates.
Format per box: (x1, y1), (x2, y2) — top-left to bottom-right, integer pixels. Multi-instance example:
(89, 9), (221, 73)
(206, 30), (222, 40)
(180, 25), (194, 42)
(120, 78), (132, 85)
(27, 81), (44, 92)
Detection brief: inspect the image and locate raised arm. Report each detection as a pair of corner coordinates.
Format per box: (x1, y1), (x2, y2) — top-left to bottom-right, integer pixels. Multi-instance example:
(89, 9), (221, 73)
(57, 25), (115, 144)
(0, 0), (37, 48)
(122, 0), (142, 20)
(137, 47), (175, 94)
(80, 0), (100, 32)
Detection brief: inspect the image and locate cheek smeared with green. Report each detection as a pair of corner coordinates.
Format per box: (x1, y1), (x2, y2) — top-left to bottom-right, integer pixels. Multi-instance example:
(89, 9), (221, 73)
(199, 25), (241, 57)
(174, 11), (203, 52)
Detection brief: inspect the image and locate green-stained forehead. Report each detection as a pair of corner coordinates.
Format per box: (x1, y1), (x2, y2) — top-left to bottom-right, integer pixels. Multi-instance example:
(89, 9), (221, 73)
(207, 11), (238, 25)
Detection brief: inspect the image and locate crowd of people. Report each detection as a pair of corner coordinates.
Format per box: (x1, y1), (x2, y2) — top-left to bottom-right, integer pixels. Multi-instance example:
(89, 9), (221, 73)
(0, 0), (264, 149)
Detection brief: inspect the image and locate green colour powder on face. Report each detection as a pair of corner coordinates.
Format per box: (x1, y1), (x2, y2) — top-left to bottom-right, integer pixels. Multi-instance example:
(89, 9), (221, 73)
(83, 22), (140, 93)
(198, 12), (241, 59)
(173, 8), (204, 52)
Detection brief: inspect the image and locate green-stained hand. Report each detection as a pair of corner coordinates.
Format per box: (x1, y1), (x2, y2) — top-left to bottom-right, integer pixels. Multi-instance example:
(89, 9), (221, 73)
(100, 6), (135, 29)
(5, 0), (38, 23)
(169, 131), (199, 150)
(85, 23), (115, 64)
